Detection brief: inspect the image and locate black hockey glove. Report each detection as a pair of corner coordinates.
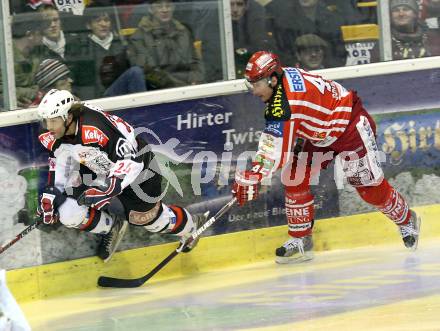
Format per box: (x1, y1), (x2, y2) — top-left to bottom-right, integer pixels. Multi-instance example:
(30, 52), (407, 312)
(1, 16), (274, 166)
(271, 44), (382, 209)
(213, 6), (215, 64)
(37, 186), (67, 225)
(77, 177), (122, 210)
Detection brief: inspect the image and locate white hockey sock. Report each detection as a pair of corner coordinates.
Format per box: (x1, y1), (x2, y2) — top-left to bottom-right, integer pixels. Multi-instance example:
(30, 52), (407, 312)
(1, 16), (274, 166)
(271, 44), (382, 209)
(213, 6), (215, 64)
(84, 210), (114, 234)
(142, 203), (195, 237)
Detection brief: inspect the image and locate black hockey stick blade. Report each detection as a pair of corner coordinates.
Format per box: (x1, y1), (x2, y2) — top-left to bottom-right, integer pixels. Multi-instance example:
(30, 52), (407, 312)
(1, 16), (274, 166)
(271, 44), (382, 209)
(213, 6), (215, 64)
(98, 249), (179, 288)
(98, 197), (237, 288)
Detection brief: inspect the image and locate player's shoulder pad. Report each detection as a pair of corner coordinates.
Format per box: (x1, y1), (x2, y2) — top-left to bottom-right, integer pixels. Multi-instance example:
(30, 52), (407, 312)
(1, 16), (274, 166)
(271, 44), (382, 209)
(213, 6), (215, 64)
(264, 83), (291, 121)
(38, 130), (59, 152)
(80, 104), (111, 148)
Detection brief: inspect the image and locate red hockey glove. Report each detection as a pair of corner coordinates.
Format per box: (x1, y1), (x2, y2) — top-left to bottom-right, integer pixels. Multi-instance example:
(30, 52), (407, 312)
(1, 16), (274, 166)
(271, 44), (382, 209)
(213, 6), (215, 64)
(37, 187), (66, 225)
(77, 177), (122, 210)
(232, 163), (264, 206)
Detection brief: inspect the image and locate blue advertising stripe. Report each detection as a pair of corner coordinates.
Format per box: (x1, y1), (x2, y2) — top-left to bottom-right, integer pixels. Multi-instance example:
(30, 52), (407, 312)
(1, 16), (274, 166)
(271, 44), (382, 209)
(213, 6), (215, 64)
(374, 110), (440, 170)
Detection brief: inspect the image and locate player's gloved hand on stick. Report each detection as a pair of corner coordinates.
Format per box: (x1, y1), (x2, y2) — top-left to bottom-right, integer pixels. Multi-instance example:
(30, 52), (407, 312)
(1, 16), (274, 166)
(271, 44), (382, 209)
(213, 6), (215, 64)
(232, 163), (264, 206)
(78, 176), (122, 210)
(37, 186), (66, 225)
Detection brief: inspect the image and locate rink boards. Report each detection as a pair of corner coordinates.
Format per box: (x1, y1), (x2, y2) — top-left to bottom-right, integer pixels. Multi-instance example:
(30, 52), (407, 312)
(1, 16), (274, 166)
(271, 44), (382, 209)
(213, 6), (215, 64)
(0, 66), (439, 303)
(6, 203), (440, 303)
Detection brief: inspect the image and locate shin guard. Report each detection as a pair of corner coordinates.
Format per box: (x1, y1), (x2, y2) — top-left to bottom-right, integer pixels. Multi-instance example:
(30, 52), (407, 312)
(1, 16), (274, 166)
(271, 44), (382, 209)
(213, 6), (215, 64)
(356, 179), (410, 225)
(79, 209), (114, 234)
(285, 189), (315, 237)
(138, 203), (195, 238)
(167, 205), (195, 237)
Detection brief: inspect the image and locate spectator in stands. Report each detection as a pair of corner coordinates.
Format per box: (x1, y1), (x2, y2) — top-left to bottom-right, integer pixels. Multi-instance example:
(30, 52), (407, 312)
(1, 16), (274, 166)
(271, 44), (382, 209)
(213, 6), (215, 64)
(37, 4), (72, 60)
(9, 0), (54, 14)
(295, 34), (329, 70)
(231, 0), (274, 77)
(421, 0), (440, 19)
(68, 6), (146, 99)
(266, 0), (348, 67)
(31, 58), (74, 106)
(128, 0), (204, 90)
(372, 0), (440, 60)
(0, 12), (46, 108)
(420, 0), (440, 53)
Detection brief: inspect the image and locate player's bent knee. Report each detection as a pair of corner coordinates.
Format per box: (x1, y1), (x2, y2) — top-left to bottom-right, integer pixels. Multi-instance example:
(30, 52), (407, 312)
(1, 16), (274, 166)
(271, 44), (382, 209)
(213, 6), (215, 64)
(58, 198), (89, 228)
(128, 202), (162, 230)
(356, 178), (391, 206)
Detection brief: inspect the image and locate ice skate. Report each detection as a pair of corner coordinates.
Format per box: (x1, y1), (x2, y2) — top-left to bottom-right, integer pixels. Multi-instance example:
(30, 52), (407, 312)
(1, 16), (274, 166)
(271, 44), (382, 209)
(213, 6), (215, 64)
(399, 209), (421, 251)
(275, 235), (314, 264)
(180, 211), (210, 253)
(97, 216), (128, 263)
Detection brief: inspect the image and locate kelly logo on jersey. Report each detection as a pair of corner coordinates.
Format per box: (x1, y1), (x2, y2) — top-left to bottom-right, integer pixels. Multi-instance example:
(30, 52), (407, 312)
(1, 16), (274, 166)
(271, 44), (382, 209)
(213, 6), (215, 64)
(284, 67), (306, 93)
(39, 132), (56, 151)
(82, 125), (109, 147)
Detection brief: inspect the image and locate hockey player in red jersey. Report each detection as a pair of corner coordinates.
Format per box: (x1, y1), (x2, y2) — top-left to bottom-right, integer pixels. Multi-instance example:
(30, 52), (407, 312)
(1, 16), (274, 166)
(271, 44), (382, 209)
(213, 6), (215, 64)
(37, 89), (207, 262)
(232, 51), (421, 264)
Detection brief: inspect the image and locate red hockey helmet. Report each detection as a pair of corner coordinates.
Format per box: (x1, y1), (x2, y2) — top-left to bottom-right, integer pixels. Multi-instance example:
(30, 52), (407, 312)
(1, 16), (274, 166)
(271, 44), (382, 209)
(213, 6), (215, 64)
(244, 51), (282, 83)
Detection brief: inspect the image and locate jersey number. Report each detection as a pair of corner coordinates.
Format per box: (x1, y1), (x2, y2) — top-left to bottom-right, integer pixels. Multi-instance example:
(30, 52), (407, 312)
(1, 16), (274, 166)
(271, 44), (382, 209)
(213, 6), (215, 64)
(302, 73), (349, 99)
(113, 161), (133, 175)
(302, 74), (332, 94)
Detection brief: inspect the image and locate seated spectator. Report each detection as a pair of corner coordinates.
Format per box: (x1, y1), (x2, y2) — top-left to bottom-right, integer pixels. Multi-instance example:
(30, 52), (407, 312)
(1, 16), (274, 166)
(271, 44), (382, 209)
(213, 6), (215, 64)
(372, 0), (440, 60)
(9, 0), (54, 14)
(128, 0), (204, 90)
(231, 0), (274, 76)
(0, 12), (46, 108)
(68, 6), (146, 99)
(266, 0), (348, 67)
(325, 0), (364, 24)
(37, 4), (74, 60)
(31, 58), (74, 105)
(295, 34), (329, 70)
(421, 0), (440, 20)
(421, 0), (440, 38)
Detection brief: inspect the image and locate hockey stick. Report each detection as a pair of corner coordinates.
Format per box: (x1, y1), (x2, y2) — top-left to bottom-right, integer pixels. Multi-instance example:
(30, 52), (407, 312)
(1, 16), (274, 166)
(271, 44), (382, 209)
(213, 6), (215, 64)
(0, 218), (42, 254)
(97, 197), (237, 288)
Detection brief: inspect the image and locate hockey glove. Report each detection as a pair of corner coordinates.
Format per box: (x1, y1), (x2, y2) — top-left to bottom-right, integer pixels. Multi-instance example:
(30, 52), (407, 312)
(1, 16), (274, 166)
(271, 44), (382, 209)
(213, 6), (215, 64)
(77, 177), (122, 210)
(37, 186), (66, 225)
(232, 163), (264, 206)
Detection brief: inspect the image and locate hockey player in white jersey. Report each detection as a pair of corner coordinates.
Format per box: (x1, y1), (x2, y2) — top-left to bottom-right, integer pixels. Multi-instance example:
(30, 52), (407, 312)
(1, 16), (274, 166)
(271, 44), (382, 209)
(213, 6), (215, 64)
(37, 89), (206, 262)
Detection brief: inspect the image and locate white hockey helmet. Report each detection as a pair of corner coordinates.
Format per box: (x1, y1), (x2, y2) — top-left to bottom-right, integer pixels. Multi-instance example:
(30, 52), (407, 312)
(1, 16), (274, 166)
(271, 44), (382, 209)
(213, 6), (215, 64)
(37, 89), (75, 121)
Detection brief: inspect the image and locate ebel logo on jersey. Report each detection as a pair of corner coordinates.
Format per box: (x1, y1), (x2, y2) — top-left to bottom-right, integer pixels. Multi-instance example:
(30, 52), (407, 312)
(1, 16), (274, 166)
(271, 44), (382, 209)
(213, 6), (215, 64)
(284, 68), (306, 93)
(264, 121), (284, 137)
(82, 125), (109, 147)
(39, 132), (56, 151)
(116, 138), (137, 158)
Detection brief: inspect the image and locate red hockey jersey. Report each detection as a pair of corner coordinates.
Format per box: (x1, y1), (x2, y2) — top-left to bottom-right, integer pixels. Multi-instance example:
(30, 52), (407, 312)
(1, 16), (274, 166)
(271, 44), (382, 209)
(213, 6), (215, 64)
(255, 67), (354, 176)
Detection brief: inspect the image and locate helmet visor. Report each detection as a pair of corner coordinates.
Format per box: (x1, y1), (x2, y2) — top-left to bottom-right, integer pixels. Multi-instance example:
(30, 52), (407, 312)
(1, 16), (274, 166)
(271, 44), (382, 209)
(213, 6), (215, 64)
(244, 77), (271, 92)
(40, 116), (65, 132)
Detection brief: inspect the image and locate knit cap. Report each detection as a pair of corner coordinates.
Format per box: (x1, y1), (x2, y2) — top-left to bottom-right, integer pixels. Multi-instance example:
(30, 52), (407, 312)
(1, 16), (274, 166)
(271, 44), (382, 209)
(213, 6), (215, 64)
(390, 0), (419, 13)
(35, 59), (71, 90)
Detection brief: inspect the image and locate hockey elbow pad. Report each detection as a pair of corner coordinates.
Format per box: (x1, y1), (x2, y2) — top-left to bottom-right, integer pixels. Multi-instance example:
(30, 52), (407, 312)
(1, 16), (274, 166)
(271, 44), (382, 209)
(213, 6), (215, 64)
(77, 177), (122, 210)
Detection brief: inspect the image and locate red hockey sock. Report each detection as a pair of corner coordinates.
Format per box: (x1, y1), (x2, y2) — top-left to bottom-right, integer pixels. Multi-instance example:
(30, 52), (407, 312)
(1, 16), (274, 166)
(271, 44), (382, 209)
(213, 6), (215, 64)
(168, 205), (190, 234)
(356, 179), (410, 225)
(285, 189), (315, 237)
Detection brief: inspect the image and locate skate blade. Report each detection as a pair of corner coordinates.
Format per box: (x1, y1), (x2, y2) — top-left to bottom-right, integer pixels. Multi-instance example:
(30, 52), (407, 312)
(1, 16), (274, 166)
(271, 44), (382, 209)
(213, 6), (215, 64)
(409, 214), (421, 252)
(103, 221), (128, 263)
(275, 252), (314, 265)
